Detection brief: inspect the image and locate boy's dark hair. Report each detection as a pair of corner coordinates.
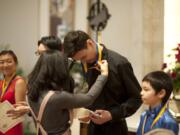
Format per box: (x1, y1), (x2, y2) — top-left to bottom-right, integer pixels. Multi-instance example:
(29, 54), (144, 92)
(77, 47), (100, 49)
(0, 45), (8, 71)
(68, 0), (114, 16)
(38, 36), (62, 51)
(142, 71), (173, 104)
(0, 50), (18, 64)
(63, 30), (91, 57)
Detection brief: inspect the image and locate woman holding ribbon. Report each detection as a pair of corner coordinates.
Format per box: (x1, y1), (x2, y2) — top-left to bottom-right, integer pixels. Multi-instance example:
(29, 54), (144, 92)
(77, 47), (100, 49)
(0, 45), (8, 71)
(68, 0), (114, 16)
(0, 50), (26, 135)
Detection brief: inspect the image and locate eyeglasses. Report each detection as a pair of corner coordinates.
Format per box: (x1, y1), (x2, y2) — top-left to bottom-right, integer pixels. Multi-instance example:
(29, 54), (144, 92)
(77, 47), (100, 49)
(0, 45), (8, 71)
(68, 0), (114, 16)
(35, 50), (46, 56)
(35, 51), (40, 56)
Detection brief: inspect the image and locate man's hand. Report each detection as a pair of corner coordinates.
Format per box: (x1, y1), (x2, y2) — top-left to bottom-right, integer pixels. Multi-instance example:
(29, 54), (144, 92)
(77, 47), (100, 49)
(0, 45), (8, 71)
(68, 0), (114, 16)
(89, 109), (112, 125)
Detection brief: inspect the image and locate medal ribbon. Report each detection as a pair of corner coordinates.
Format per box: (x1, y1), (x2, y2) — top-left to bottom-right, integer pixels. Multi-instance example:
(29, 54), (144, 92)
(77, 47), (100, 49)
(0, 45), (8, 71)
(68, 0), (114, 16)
(83, 43), (103, 73)
(141, 103), (167, 135)
(0, 74), (16, 101)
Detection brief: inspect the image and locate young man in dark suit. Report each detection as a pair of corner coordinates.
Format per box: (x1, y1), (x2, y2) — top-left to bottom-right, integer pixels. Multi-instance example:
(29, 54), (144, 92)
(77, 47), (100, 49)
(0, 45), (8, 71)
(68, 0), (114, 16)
(63, 30), (142, 135)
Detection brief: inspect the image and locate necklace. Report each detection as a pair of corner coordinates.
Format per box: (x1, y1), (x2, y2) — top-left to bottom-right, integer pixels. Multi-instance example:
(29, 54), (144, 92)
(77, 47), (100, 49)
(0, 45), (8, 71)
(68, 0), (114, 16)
(83, 43), (103, 73)
(141, 104), (167, 135)
(0, 73), (16, 101)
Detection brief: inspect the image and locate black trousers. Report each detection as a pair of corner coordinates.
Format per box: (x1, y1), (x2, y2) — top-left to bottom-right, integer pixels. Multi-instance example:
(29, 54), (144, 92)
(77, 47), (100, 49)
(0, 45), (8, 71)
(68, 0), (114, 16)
(87, 119), (128, 135)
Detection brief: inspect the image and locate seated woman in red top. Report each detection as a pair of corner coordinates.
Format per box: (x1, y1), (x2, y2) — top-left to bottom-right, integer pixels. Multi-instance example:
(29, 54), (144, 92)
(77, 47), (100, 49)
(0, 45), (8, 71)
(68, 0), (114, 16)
(0, 50), (26, 135)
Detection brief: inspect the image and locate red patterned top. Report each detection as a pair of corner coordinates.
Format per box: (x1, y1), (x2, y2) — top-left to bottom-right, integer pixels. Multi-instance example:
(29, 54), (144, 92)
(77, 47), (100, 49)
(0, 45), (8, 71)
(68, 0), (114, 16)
(0, 76), (23, 135)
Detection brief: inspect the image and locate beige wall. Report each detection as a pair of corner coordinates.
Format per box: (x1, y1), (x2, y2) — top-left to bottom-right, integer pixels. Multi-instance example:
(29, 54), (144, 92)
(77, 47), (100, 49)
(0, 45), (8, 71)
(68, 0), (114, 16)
(100, 0), (144, 81)
(1, 0), (179, 135)
(0, 0), (152, 81)
(0, 0), (39, 76)
(164, 0), (180, 57)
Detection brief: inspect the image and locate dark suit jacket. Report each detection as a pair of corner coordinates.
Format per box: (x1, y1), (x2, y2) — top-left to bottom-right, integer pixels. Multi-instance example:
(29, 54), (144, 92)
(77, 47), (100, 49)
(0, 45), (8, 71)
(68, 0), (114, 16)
(86, 46), (142, 135)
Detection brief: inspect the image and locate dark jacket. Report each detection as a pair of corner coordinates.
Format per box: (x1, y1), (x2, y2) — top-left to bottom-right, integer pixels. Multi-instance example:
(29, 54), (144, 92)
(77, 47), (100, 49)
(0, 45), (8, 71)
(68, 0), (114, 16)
(86, 47), (142, 135)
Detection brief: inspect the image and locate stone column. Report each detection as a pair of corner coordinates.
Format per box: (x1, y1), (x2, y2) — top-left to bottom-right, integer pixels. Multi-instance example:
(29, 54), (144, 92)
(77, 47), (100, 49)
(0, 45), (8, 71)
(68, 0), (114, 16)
(143, 0), (164, 75)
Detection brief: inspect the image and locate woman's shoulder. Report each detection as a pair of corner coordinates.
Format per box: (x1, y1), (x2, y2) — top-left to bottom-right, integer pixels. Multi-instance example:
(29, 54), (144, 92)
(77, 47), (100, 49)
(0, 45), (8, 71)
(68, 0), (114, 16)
(14, 76), (27, 90)
(14, 76), (26, 83)
(15, 75), (25, 80)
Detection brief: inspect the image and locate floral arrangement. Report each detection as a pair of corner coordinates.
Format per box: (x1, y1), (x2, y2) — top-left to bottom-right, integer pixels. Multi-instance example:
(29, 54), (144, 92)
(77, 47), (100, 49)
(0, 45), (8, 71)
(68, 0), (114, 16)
(162, 43), (180, 93)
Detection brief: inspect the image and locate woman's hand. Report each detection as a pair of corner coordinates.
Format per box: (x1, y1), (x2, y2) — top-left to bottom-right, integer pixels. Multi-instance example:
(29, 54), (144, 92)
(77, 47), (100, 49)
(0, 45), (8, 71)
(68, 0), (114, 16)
(98, 60), (108, 76)
(6, 102), (30, 119)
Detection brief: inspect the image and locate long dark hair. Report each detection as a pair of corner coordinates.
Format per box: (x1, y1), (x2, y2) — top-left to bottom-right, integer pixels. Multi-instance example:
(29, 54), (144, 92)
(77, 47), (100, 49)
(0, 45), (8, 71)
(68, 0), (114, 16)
(38, 36), (62, 51)
(28, 50), (74, 101)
